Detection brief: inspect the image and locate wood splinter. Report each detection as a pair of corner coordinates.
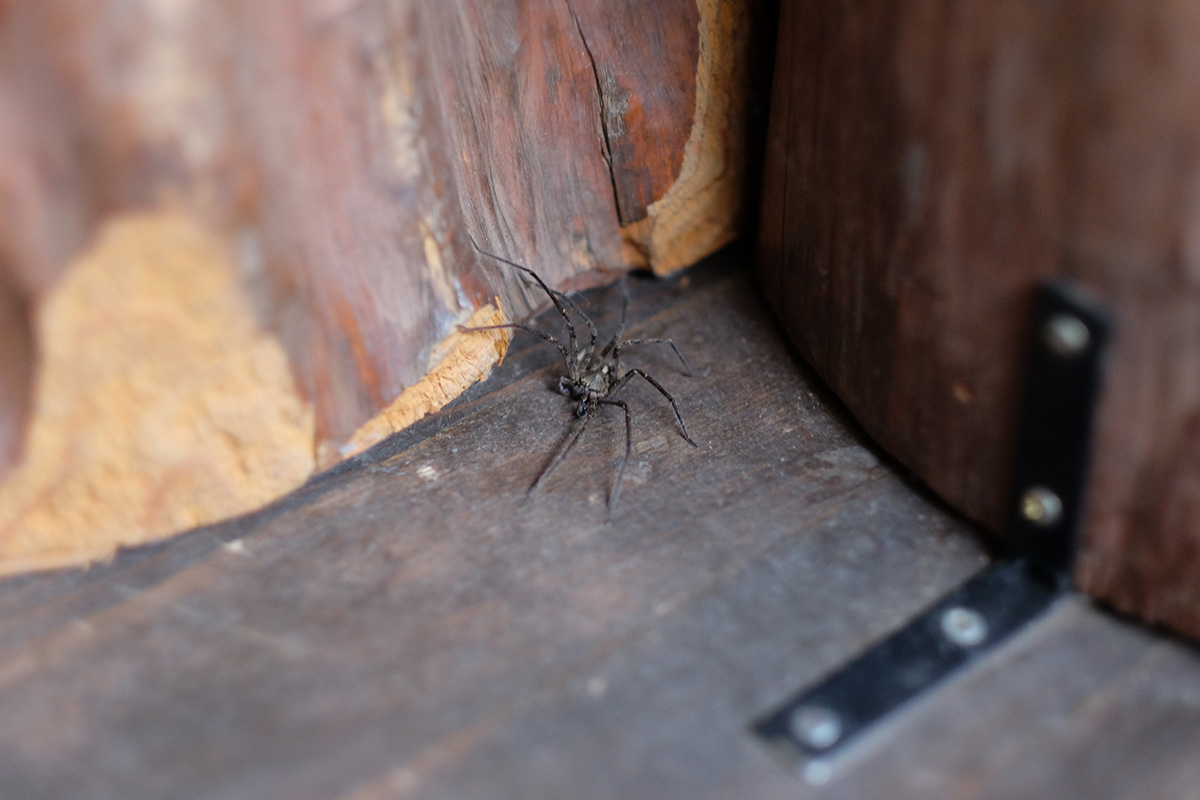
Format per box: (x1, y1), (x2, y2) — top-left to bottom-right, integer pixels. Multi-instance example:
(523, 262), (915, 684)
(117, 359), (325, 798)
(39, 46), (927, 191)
(339, 302), (512, 460)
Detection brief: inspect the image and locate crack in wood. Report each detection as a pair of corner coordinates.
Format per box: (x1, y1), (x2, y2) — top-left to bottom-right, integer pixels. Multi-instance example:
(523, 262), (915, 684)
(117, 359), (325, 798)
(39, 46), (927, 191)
(565, 0), (627, 228)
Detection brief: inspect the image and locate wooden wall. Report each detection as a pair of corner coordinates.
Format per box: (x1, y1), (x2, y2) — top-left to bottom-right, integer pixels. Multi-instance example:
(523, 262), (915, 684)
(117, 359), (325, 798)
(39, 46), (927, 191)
(759, 0), (1200, 637)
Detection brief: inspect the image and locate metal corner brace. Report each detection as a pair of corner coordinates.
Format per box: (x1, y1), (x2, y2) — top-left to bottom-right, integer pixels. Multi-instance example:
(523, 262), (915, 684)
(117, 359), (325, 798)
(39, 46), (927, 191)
(754, 282), (1112, 768)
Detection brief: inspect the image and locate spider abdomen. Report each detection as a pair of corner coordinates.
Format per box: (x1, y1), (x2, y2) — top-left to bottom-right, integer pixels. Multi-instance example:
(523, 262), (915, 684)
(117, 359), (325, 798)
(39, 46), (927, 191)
(582, 370), (610, 393)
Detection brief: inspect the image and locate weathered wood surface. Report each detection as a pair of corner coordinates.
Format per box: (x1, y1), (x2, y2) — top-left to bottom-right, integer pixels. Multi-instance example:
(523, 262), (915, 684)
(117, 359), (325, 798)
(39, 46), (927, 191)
(0, 0), (775, 570)
(0, 252), (1197, 799)
(758, 0), (1200, 637)
(0, 0), (773, 460)
(814, 598), (1200, 800)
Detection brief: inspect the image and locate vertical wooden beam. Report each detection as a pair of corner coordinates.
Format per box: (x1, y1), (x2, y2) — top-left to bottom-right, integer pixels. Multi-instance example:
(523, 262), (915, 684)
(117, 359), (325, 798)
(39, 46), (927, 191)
(759, 0), (1200, 637)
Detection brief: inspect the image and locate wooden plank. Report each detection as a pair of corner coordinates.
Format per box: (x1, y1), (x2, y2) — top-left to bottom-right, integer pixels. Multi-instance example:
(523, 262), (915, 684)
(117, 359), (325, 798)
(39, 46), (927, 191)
(817, 599), (1200, 800)
(1, 250), (1195, 799)
(0, 254), (985, 798)
(391, 477), (989, 800)
(757, 0), (1200, 637)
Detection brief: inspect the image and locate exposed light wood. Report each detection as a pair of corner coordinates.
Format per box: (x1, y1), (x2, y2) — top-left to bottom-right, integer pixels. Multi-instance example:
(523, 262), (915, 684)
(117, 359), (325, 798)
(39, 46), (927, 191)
(0, 211), (315, 574)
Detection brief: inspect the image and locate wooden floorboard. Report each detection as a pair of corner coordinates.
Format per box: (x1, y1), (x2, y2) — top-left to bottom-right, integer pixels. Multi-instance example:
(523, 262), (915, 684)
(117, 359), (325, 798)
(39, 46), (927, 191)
(818, 599), (1200, 800)
(0, 248), (1195, 799)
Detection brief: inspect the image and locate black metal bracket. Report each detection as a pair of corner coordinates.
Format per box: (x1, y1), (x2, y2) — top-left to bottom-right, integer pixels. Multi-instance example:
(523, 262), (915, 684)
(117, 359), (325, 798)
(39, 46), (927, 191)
(754, 282), (1111, 772)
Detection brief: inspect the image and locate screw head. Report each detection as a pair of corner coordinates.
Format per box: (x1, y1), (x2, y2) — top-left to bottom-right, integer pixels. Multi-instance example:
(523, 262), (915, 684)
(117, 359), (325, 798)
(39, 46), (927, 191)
(1020, 486), (1064, 527)
(940, 606), (989, 647)
(790, 705), (843, 751)
(1044, 314), (1091, 358)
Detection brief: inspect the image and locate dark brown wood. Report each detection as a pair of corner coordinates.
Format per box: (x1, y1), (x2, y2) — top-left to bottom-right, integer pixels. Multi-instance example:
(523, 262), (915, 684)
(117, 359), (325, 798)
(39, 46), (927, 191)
(0, 273), (31, 480)
(0, 253), (1197, 799)
(758, 0), (1200, 638)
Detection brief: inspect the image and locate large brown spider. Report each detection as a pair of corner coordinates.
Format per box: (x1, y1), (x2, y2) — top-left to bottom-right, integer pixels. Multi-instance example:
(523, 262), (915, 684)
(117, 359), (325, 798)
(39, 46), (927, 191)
(462, 240), (697, 514)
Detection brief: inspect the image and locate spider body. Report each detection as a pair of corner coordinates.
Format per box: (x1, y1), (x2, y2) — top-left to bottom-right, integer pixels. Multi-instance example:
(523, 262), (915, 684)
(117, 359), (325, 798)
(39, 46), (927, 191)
(462, 238), (697, 513)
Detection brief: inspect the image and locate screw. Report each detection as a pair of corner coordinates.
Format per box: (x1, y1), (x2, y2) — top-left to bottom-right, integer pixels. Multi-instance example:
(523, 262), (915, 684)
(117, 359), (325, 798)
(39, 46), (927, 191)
(790, 705), (843, 751)
(1020, 486), (1063, 527)
(803, 760), (834, 786)
(940, 606), (989, 647)
(1044, 314), (1090, 357)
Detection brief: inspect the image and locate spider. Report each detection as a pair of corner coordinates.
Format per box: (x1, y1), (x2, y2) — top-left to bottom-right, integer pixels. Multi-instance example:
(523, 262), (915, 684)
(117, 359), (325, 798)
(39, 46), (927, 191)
(461, 239), (697, 514)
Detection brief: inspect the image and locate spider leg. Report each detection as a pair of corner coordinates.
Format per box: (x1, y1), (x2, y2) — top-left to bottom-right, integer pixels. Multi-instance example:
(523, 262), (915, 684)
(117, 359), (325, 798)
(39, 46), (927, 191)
(598, 277), (631, 361)
(617, 275), (630, 337)
(469, 235), (581, 376)
(458, 322), (573, 373)
(528, 411), (592, 497)
(615, 338), (693, 376)
(612, 368), (697, 446)
(597, 398), (631, 516)
(553, 290), (598, 354)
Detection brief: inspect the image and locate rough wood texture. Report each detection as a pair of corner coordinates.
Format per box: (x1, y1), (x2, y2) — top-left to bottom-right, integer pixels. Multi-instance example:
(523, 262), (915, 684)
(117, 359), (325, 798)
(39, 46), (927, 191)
(0, 0), (773, 457)
(0, 0), (774, 569)
(758, 0), (1200, 637)
(0, 211), (315, 574)
(1, 253), (1197, 799)
(621, 0), (773, 274)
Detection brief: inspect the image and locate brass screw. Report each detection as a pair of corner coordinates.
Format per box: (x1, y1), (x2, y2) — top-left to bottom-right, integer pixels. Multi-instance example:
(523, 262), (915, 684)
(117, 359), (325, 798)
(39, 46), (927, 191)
(1020, 486), (1063, 526)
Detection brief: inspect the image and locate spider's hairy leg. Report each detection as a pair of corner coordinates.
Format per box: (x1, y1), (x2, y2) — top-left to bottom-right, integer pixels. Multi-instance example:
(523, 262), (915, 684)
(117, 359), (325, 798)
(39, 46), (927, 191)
(458, 322), (573, 374)
(468, 235), (581, 369)
(528, 412), (592, 497)
(598, 277), (631, 360)
(552, 290), (598, 354)
(597, 398), (632, 516)
(613, 368), (697, 446)
(615, 338), (693, 376)
(617, 275), (630, 337)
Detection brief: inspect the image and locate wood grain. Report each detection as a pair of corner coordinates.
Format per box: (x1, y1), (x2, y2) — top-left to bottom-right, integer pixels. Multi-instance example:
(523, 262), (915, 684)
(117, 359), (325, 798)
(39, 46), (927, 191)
(0, 0), (777, 569)
(0, 0), (773, 451)
(758, 0), (1200, 637)
(0, 253), (1195, 799)
(623, 0), (776, 274)
(564, 0), (700, 226)
(813, 599), (1200, 800)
